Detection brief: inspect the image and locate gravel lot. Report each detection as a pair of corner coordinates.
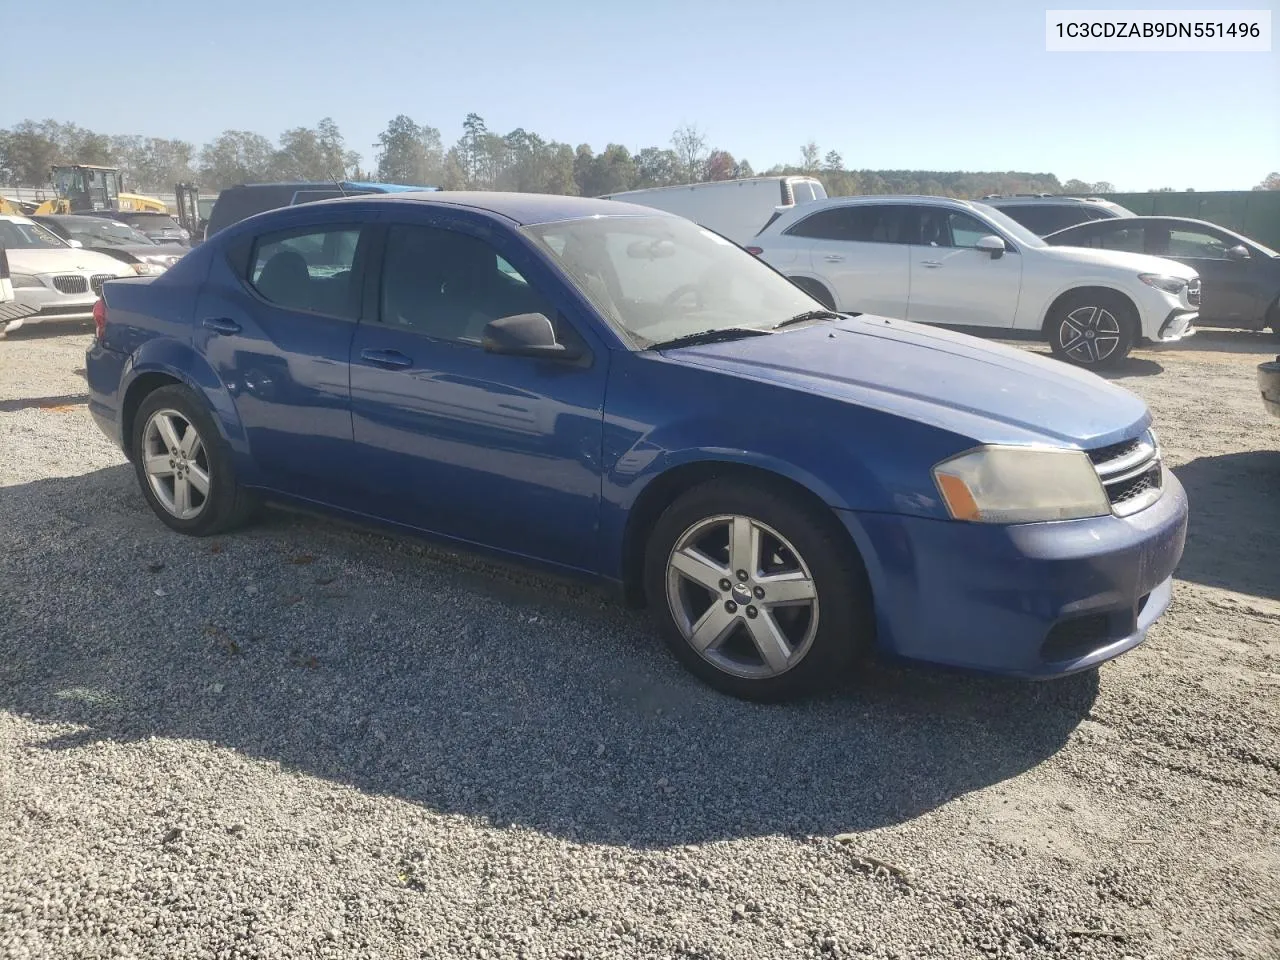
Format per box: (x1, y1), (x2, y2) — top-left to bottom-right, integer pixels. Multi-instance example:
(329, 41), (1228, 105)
(1, 320), (1277, 960)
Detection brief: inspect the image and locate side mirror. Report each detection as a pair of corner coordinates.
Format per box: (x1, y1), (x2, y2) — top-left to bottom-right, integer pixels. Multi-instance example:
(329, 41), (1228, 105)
(482, 312), (579, 360)
(975, 235), (1006, 258)
(67, 239), (83, 249)
(1225, 244), (1251, 262)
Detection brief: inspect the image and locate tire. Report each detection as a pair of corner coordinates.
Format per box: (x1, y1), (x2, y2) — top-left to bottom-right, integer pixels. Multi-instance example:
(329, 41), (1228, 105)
(788, 276), (837, 311)
(1046, 290), (1138, 368)
(643, 478), (873, 702)
(130, 384), (256, 536)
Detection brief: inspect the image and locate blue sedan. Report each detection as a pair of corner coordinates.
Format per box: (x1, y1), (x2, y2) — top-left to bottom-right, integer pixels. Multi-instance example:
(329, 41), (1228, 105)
(84, 192), (1188, 701)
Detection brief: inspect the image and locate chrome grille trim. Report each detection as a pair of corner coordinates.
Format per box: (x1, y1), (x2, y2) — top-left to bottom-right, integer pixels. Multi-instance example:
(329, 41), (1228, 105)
(1088, 428), (1164, 517)
(52, 274), (89, 295)
(90, 274), (115, 294)
(1187, 277), (1202, 306)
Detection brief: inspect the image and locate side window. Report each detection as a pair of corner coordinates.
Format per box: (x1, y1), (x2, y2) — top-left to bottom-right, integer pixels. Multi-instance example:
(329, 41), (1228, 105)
(945, 211), (995, 248)
(380, 223), (555, 343)
(1096, 227), (1145, 254)
(249, 226), (362, 319)
(1163, 229), (1231, 259)
(786, 205), (912, 243)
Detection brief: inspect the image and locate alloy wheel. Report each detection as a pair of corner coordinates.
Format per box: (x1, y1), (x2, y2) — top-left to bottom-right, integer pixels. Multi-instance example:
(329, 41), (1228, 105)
(142, 409), (211, 520)
(664, 514), (820, 679)
(1057, 305), (1121, 365)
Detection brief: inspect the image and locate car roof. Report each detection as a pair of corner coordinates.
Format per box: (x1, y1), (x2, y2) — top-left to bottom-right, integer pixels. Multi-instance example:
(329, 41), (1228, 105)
(0, 214), (34, 224)
(35, 213), (128, 226)
(314, 190), (678, 226)
(1049, 215), (1251, 240)
(983, 195), (1117, 206)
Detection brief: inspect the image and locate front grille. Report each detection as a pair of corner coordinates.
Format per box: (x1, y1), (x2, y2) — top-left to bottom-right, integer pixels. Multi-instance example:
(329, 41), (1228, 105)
(52, 274), (89, 295)
(1087, 429), (1164, 516)
(90, 274), (115, 294)
(1187, 278), (1201, 306)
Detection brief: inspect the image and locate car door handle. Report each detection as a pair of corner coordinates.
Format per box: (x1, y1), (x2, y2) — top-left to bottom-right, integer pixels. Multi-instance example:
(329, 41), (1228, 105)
(920, 260), (942, 268)
(823, 254), (845, 262)
(201, 317), (241, 335)
(360, 348), (413, 369)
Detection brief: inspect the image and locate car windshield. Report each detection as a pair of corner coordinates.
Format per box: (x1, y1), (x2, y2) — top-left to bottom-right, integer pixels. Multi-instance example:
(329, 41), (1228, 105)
(0, 219), (68, 249)
(969, 202), (1048, 248)
(123, 214), (182, 230)
(524, 215), (822, 346)
(72, 219), (154, 246)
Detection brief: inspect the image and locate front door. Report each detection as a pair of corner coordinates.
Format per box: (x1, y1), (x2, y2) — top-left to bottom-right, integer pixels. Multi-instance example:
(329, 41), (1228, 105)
(196, 221), (367, 501)
(1149, 225), (1264, 327)
(906, 206), (1023, 328)
(348, 218), (608, 572)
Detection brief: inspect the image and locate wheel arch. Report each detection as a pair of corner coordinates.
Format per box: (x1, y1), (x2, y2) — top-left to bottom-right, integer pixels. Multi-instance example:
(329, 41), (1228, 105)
(1039, 284), (1141, 339)
(618, 459), (871, 609)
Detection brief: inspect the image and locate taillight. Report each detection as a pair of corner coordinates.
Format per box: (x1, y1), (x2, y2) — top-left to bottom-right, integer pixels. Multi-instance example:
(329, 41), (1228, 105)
(744, 246), (764, 256)
(92, 298), (106, 341)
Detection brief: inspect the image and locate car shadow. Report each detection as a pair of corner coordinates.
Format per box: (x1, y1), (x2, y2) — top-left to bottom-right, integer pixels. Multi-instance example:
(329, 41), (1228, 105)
(1165, 329), (1279, 356)
(0, 393), (89, 413)
(1173, 450), (1280, 602)
(0, 465), (1098, 849)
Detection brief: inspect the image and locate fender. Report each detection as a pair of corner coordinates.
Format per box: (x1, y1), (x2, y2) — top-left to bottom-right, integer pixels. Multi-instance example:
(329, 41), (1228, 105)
(123, 336), (249, 460)
(1031, 280), (1140, 331)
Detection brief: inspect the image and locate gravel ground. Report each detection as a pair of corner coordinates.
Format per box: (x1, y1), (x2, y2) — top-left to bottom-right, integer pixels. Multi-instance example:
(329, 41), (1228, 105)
(1, 320), (1277, 960)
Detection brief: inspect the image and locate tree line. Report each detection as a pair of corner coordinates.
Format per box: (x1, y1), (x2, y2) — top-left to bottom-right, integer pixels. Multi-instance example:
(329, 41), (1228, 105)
(1, 115), (1275, 197)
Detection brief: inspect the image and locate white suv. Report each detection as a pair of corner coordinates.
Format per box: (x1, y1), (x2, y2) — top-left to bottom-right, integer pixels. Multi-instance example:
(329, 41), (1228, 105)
(748, 195), (1199, 368)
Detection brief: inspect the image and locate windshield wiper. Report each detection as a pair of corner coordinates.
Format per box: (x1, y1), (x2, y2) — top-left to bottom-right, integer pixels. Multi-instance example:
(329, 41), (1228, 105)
(647, 327), (774, 350)
(773, 309), (842, 330)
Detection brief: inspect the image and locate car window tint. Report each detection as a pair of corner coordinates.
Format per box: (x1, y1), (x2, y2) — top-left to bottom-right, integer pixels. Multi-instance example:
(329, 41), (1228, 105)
(380, 223), (554, 343)
(248, 226), (362, 319)
(787, 205), (911, 243)
(1159, 228), (1231, 259)
(945, 211), (993, 248)
(1094, 227), (1145, 254)
(997, 205), (1085, 236)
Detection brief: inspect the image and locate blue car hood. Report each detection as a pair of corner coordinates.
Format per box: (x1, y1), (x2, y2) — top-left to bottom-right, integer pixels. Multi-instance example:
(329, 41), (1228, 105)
(661, 315), (1151, 448)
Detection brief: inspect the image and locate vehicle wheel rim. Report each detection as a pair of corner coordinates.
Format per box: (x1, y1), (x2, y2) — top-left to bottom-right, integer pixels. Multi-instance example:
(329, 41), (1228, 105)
(665, 514), (820, 680)
(1058, 305), (1121, 364)
(142, 409), (211, 520)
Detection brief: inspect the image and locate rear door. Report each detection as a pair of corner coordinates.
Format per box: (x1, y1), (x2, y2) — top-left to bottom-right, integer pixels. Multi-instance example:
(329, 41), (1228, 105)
(195, 217), (369, 501)
(781, 204), (912, 316)
(904, 205), (1023, 328)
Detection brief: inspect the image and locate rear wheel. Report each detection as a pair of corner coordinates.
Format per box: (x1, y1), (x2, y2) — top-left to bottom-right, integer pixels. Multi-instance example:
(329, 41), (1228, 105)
(788, 276), (837, 311)
(1046, 290), (1138, 368)
(131, 385), (255, 536)
(643, 478), (872, 701)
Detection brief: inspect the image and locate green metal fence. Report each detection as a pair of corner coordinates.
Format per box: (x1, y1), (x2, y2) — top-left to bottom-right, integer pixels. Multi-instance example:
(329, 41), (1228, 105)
(1098, 190), (1280, 250)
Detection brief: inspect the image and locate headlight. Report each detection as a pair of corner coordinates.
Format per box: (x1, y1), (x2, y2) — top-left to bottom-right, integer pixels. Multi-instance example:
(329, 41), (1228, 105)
(10, 273), (43, 288)
(132, 262), (166, 276)
(933, 445), (1110, 523)
(1138, 274), (1188, 296)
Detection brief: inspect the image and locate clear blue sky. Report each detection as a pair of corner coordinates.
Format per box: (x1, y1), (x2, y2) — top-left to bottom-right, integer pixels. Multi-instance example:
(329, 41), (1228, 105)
(2, 0), (1276, 189)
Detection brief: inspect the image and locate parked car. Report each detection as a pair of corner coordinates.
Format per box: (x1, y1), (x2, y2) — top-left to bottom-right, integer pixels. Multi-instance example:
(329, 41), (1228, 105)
(748, 195), (1199, 368)
(599, 176), (828, 246)
(1045, 216), (1280, 334)
(32, 214), (187, 276)
(981, 195), (1136, 235)
(0, 215), (135, 335)
(76, 209), (191, 246)
(84, 192), (1188, 701)
(0, 244), (39, 330)
(1261, 357), (1280, 419)
(204, 180), (438, 240)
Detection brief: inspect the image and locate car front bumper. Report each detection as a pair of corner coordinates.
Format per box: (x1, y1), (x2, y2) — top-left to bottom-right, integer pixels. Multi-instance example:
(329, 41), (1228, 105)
(843, 469), (1188, 677)
(8, 286), (103, 330)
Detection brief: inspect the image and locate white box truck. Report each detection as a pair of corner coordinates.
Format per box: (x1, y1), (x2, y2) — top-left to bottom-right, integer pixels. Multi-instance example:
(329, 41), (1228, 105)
(598, 176), (827, 246)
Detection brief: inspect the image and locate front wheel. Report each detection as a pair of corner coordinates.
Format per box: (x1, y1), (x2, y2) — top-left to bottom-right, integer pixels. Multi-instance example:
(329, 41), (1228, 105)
(643, 479), (873, 701)
(131, 384), (256, 536)
(1046, 291), (1138, 368)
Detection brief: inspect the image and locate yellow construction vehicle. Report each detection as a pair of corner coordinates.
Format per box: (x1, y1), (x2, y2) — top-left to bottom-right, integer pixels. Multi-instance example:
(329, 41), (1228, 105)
(31, 164), (168, 215)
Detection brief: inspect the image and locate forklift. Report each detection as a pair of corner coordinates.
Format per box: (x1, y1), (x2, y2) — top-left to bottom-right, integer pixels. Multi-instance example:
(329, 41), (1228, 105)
(173, 182), (205, 244)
